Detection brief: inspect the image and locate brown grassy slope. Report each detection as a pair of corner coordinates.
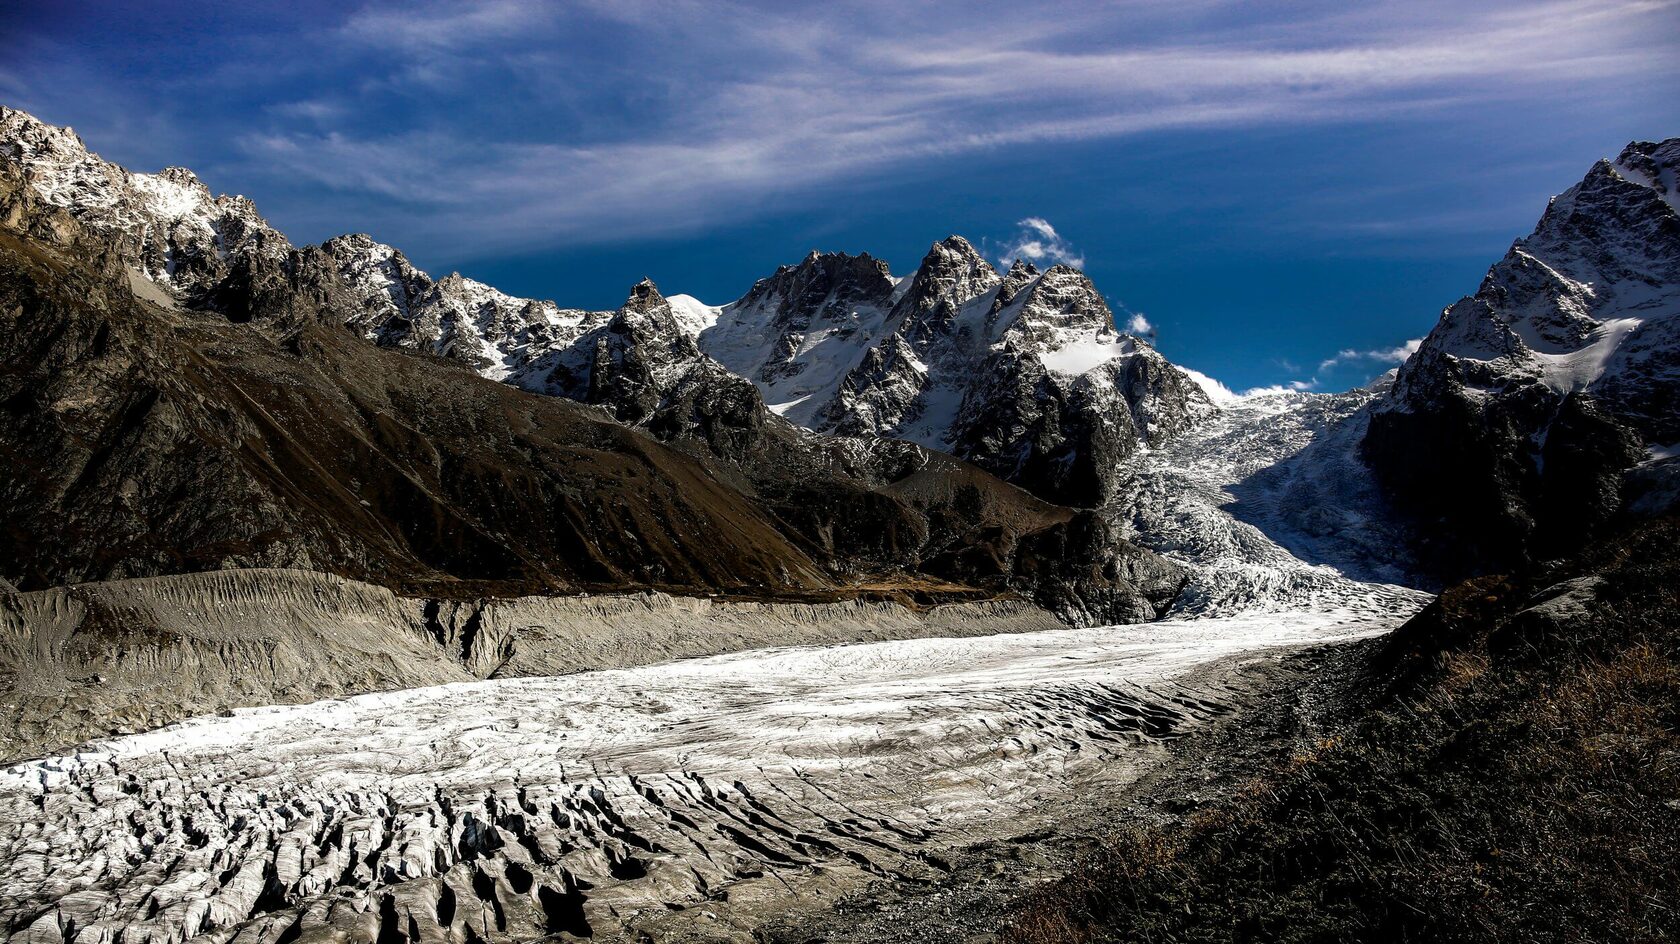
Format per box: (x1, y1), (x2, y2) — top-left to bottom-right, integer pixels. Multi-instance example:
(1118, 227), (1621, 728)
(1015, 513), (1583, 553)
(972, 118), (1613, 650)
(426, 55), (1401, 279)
(1005, 516), (1680, 944)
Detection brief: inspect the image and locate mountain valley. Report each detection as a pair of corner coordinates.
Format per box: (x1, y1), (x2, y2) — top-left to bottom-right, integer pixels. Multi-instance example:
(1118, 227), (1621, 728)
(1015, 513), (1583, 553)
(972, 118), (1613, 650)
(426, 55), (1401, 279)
(0, 102), (1676, 944)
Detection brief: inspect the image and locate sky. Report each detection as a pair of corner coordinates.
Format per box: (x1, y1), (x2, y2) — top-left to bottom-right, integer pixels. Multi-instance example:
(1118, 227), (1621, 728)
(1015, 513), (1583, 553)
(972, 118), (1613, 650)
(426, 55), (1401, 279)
(3, 0), (1677, 392)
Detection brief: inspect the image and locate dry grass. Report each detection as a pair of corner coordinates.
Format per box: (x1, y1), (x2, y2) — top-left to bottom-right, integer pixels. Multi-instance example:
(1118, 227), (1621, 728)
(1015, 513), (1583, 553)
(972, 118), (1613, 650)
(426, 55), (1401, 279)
(1002, 517), (1680, 944)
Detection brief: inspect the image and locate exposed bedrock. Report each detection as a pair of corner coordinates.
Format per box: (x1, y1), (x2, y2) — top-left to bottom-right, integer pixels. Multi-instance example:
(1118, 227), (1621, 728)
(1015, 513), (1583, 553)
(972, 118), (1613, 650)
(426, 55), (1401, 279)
(0, 567), (1065, 764)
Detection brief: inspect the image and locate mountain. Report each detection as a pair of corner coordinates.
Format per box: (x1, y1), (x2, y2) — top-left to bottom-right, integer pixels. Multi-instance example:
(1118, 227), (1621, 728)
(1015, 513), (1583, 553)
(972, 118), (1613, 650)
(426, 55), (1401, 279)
(3, 99), (1209, 511)
(693, 239), (1215, 506)
(1365, 137), (1680, 577)
(323, 229), (1213, 509)
(291, 210), (1211, 508)
(0, 105), (1183, 624)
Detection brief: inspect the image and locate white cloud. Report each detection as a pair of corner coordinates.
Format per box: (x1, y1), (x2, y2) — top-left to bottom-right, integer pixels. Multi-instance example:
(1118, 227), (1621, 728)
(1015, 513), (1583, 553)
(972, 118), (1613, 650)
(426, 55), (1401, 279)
(1181, 367), (1238, 403)
(1240, 380), (1318, 397)
(1125, 312), (1154, 336)
(1316, 338), (1424, 374)
(1249, 336), (1424, 393)
(998, 217), (1085, 268)
(1181, 366), (1348, 403)
(1021, 218), (1057, 240)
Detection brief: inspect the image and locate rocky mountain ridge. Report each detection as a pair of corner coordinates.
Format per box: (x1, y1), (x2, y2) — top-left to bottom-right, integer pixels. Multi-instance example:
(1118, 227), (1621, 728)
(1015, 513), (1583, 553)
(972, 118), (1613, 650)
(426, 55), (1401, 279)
(4, 106), (1209, 510)
(1365, 136), (1680, 577)
(321, 227), (1215, 508)
(695, 239), (1216, 506)
(0, 104), (1185, 625)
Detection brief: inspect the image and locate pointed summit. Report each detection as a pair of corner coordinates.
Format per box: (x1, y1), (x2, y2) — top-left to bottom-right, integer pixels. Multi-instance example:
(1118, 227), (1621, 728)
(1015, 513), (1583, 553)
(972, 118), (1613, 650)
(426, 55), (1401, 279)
(622, 277), (668, 314)
(156, 166), (207, 191)
(929, 234), (984, 260)
(1003, 258), (1040, 281)
(909, 235), (997, 284)
(893, 235), (1002, 337)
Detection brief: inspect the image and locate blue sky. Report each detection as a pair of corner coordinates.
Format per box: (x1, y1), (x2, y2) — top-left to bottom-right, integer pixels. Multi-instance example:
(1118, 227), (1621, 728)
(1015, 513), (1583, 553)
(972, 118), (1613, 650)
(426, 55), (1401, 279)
(4, 0), (1677, 392)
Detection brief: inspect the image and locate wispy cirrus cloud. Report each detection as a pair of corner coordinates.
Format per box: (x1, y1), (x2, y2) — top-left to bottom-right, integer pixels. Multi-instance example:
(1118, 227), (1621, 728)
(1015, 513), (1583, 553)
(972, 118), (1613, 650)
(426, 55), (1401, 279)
(9, 0), (1679, 260)
(340, 0), (542, 51)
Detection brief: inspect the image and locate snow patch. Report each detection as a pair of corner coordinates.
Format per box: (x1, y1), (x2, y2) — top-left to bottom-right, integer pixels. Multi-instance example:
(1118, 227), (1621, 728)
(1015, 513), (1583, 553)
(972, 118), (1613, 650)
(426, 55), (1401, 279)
(1039, 340), (1132, 376)
(1530, 317), (1643, 394)
(768, 394), (811, 417)
(666, 293), (721, 336)
(129, 171), (208, 220)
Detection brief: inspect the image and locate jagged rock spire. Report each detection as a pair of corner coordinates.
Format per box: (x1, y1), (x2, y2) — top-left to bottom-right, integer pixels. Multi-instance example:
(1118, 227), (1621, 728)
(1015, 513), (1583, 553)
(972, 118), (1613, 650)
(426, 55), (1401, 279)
(624, 277), (666, 312)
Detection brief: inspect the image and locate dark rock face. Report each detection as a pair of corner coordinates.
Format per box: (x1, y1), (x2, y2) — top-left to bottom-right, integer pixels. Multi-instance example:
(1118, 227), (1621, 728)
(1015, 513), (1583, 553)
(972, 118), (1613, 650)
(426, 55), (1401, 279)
(513, 277), (772, 465)
(1365, 137), (1680, 579)
(0, 105), (1185, 625)
(949, 339), (1207, 508)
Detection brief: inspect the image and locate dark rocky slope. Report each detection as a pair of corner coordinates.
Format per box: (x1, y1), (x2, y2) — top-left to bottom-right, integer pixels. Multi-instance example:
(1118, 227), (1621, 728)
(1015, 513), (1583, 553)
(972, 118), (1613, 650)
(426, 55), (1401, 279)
(0, 201), (820, 596)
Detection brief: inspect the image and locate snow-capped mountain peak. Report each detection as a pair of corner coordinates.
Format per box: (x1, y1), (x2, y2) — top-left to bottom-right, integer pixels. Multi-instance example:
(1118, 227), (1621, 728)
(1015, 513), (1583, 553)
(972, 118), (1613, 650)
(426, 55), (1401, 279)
(1, 105), (291, 311)
(0, 104), (1212, 509)
(686, 237), (1213, 505)
(1366, 135), (1680, 576)
(1384, 137), (1680, 434)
